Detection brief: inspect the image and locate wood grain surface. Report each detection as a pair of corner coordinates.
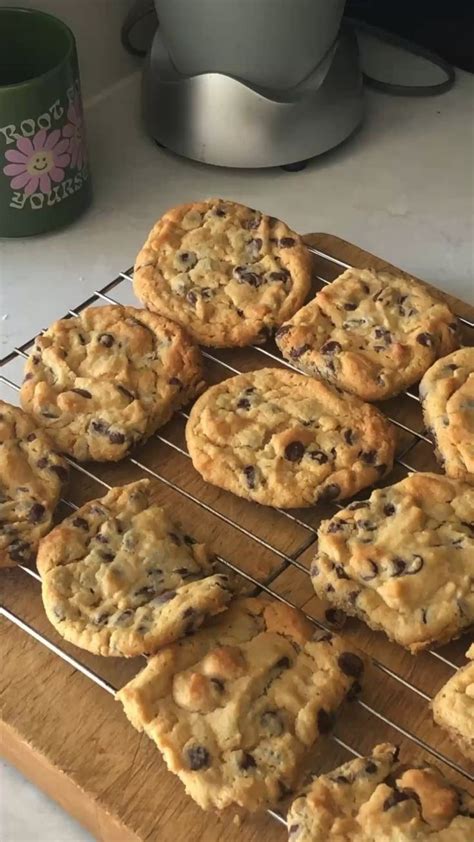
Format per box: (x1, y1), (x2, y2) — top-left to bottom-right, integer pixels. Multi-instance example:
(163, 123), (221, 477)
(1, 234), (473, 842)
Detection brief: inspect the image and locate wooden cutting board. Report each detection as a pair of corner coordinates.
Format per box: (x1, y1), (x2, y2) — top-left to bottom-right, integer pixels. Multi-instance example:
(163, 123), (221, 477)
(1, 234), (473, 842)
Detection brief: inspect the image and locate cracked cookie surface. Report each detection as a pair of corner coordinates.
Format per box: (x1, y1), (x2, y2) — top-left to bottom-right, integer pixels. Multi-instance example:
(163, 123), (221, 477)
(185, 367), (396, 508)
(117, 596), (365, 811)
(275, 268), (459, 401)
(287, 742), (474, 841)
(420, 347), (474, 483)
(311, 473), (474, 652)
(432, 644), (474, 761)
(133, 199), (312, 347)
(0, 400), (68, 568)
(20, 305), (204, 461)
(38, 479), (232, 656)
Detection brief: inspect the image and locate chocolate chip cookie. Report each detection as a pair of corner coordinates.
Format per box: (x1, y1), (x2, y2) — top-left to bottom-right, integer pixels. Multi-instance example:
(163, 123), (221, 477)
(275, 268), (459, 401)
(420, 347), (474, 483)
(117, 596), (365, 811)
(432, 644), (474, 761)
(185, 367), (396, 508)
(311, 473), (474, 653)
(133, 199), (312, 347)
(0, 400), (68, 568)
(38, 479), (232, 656)
(20, 305), (204, 462)
(287, 743), (474, 841)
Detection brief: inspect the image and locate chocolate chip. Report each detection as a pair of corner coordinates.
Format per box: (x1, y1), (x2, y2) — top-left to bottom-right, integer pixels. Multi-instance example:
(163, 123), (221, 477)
(383, 790), (411, 811)
(279, 237), (296, 247)
(391, 557), (406, 576)
(186, 290), (197, 305)
(365, 761), (377, 774)
(243, 465), (256, 489)
(317, 708), (334, 734)
(347, 501), (368, 511)
(28, 503), (45, 523)
(308, 450), (328, 464)
(184, 534), (197, 545)
(169, 377), (182, 387)
(115, 609), (134, 625)
(406, 554), (424, 575)
(95, 612), (110, 626)
(109, 431), (126, 445)
(361, 559), (378, 580)
(98, 333), (114, 347)
(117, 385), (135, 401)
(25, 433), (36, 443)
(421, 608), (428, 624)
(327, 520), (346, 533)
(237, 398), (251, 410)
(318, 484), (340, 502)
(416, 332), (434, 347)
(239, 752), (256, 771)
(383, 503), (396, 517)
(49, 464), (68, 482)
(71, 388), (92, 398)
(214, 207), (226, 217)
(275, 325), (291, 339)
(274, 656), (291, 670)
(73, 517), (88, 529)
(290, 343), (310, 359)
(168, 532), (181, 546)
(344, 429), (354, 445)
(372, 288), (384, 302)
(98, 550), (114, 562)
(152, 590), (176, 605)
(177, 250), (197, 268)
(288, 824), (300, 836)
(325, 608), (346, 629)
(284, 441), (305, 462)
(268, 270), (290, 282)
(374, 327), (392, 344)
(233, 266), (263, 287)
(335, 774), (351, 783)
(91, 419), (108, 434)
(321, 341), (342, 354)
(310, 563), (319, 577)
(343, 302), (357, 311)
(356, 519), (377, 532)
(210, 678), (225, 693)
(335, 564), (350, 580)
(186, 745), (210, 771)
(360, 450), (377, 464)
(260, 710), (283, 736)
(338, 652), (364, 678)
(8, 539), (32, 562)
(95, 533), (109, 544)
(23, 373), (33, 381)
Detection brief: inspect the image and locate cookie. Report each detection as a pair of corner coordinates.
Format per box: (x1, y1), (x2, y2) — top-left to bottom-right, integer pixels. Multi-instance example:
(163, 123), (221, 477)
(38, 479), (232, 657)
(116, 597), (365, 811)
(0, 400), (68, 568)
(310, 473), (474, 653)
(275, 268), (459, 401)
(20, 304), (204, 462)
(287, 742), (474, 841)
(185, 367), (396, 508)
(432, 644), (474, 761)
(133, 199), (312, 347)
(420, 347), (474, 483)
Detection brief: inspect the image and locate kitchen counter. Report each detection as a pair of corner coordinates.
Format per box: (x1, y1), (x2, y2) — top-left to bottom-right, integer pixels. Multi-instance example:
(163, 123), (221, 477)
(1, 6), (473, 840)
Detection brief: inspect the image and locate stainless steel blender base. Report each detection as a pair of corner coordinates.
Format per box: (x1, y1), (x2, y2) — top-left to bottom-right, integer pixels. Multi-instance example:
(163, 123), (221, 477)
(143, 27), (364, 168)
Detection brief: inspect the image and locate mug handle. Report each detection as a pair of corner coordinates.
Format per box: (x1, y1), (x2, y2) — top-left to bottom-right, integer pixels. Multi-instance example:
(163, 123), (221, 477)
(121, 0), (158, 57)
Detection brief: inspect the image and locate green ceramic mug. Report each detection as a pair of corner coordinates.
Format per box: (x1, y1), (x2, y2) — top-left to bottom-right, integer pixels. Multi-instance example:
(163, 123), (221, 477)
(0, 7), (92, 237)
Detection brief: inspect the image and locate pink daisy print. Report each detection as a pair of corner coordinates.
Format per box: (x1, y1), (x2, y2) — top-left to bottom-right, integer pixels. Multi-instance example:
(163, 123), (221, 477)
(3, 129), (70, 195)
(63, 95), (87, 170)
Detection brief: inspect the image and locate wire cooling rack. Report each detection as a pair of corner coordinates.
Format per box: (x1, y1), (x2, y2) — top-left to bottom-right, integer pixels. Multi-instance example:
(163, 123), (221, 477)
(1, 244), (473, 834)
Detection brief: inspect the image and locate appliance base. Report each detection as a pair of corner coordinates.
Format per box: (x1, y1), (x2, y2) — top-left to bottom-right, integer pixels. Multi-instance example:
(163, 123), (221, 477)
(143, 28), (364, 168)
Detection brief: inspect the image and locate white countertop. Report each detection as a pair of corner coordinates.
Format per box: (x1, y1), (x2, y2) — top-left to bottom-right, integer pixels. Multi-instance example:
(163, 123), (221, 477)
(1, 3), (473, 840)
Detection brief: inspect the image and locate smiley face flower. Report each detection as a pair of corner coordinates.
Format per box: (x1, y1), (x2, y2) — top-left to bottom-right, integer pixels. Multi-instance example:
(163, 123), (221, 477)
(3, 129), (70, 195)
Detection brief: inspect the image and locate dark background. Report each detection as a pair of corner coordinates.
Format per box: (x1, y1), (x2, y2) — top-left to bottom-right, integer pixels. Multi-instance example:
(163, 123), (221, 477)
(347, 0), (474, 71)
